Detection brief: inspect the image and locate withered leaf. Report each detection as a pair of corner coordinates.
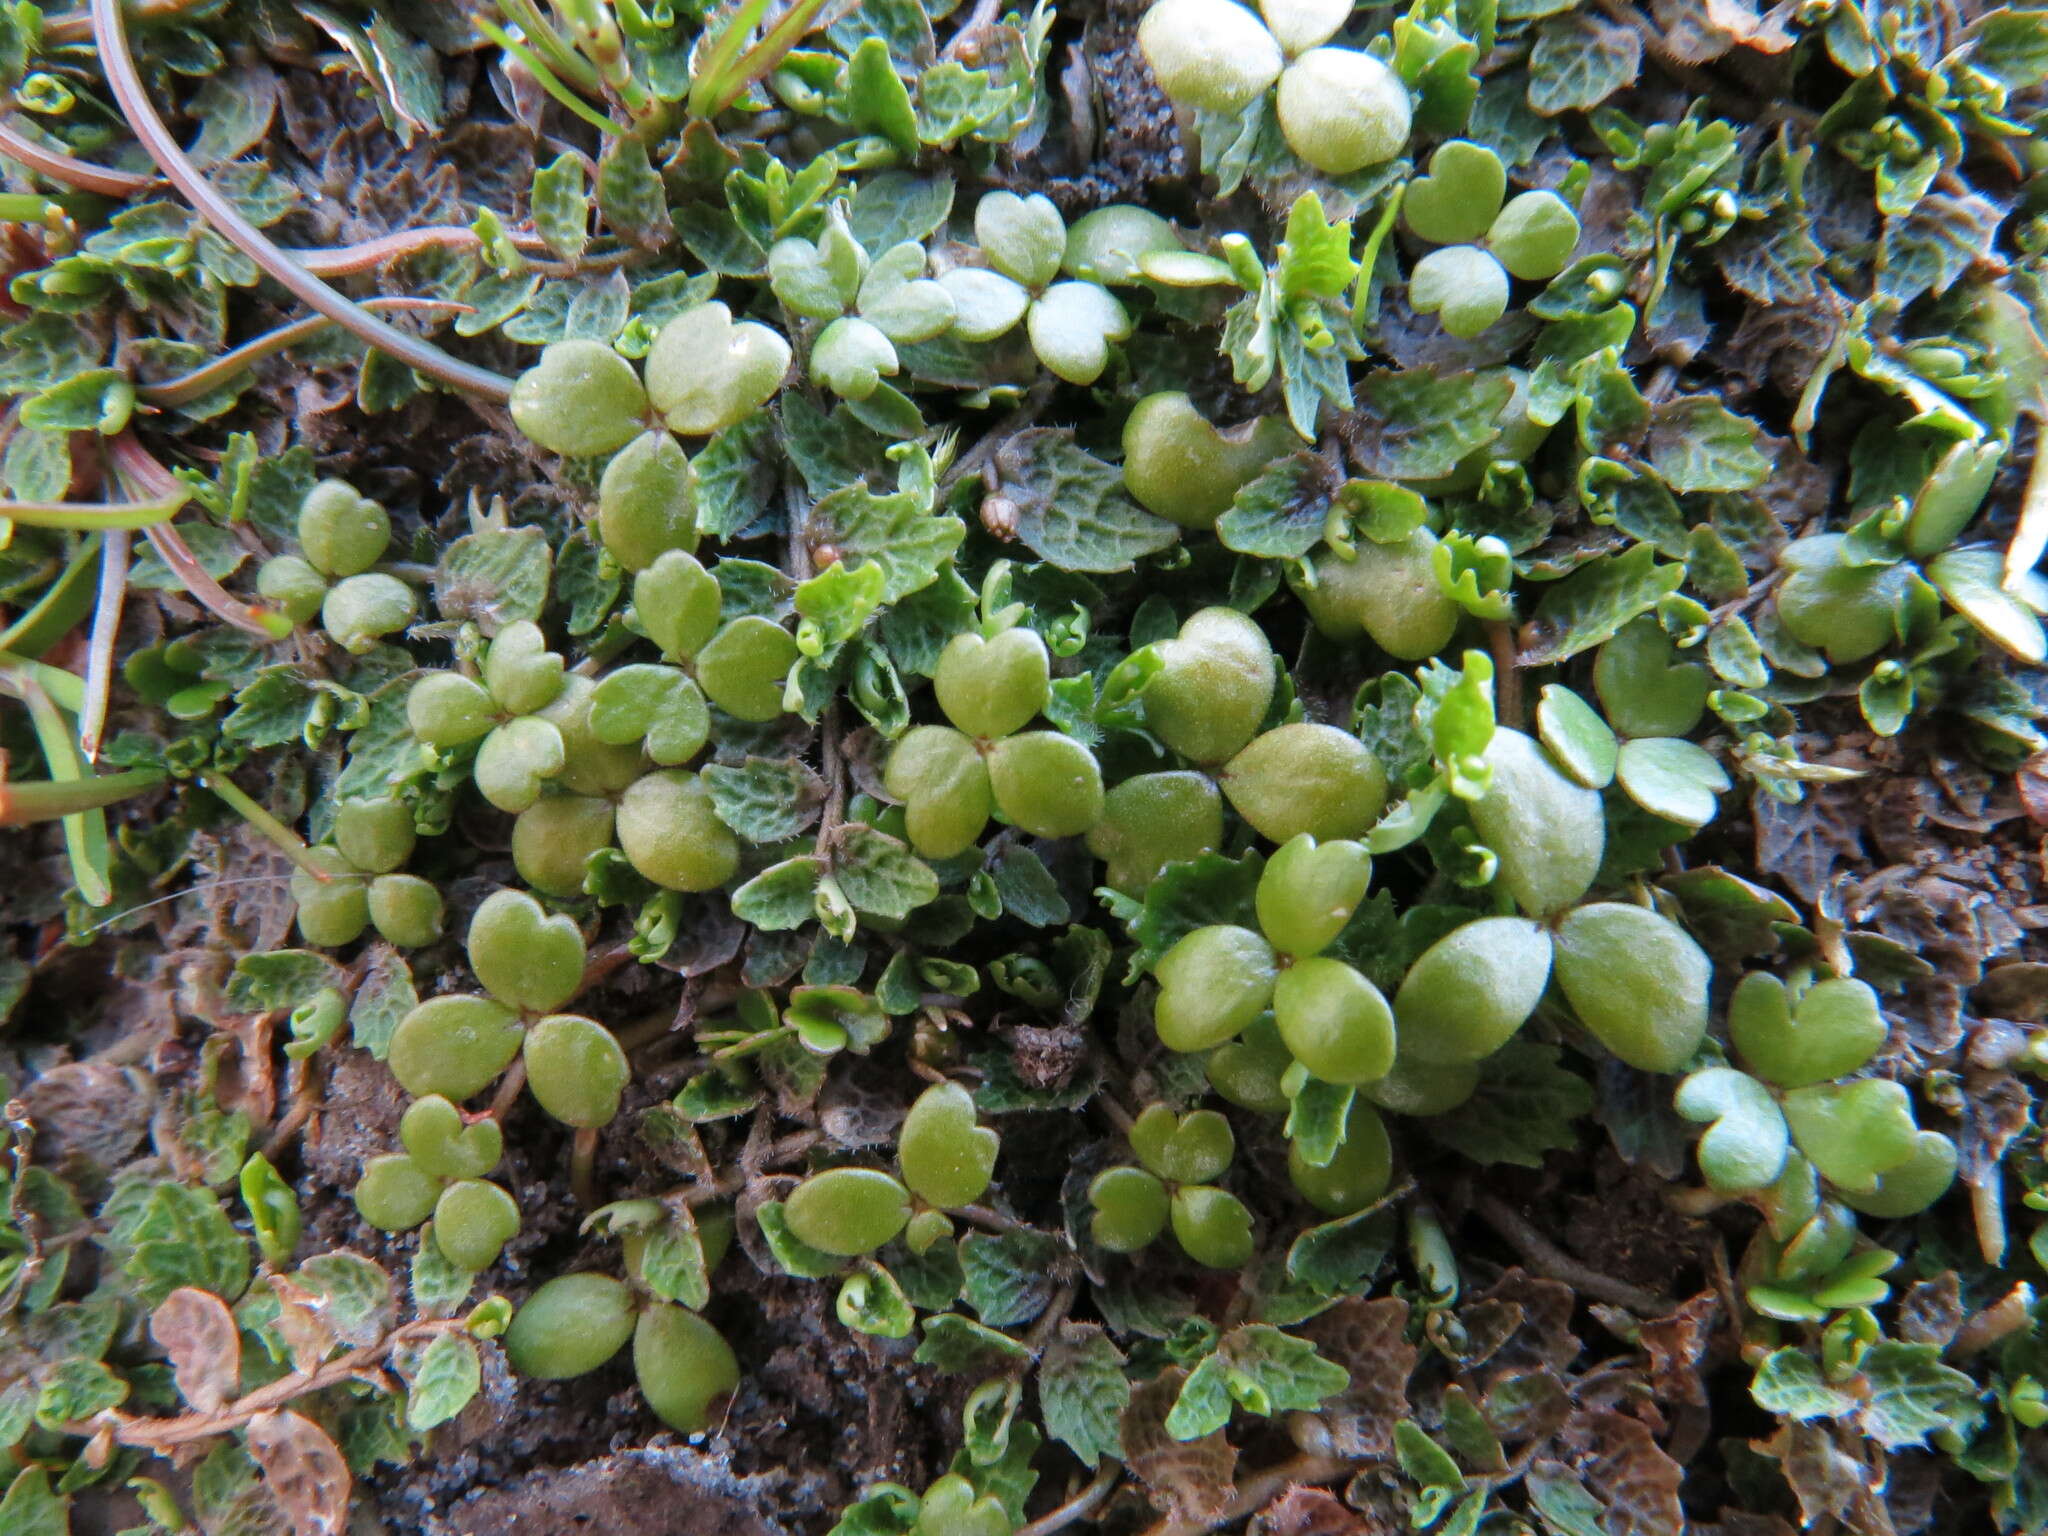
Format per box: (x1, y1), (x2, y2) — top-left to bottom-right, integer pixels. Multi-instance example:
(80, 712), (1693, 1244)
(148, 1287), (240, 1414)
(1299, 1296), (1414, 1459)
(247, 1409), (353, 1536)
(1122, 1367), (1237, 1527)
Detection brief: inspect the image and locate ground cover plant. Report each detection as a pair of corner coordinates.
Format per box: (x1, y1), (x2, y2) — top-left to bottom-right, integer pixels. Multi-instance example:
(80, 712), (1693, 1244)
(0, 0), (2046, 1532)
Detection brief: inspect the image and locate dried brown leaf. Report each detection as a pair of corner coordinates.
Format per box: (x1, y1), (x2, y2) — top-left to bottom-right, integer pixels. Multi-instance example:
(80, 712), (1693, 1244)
(1470, 1269), (1581, 1373)
(1894, 1273), (1962, 1348)
(246, 1409), (353, 1536)
(1636, 1292), (1718, 1408)
(1298, 1296), (1414, 1459)
(1122, 1367), (1237, 1526)
(1252, 1485), (1366, 1536)
(1563, 1409), (1684, 1536)
(149, 1286), (240, 1414)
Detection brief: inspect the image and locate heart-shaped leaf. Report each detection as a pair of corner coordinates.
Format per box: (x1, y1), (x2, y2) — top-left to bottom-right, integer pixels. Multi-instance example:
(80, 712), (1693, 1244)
(1088, 1165), (1170, 1251)
(388, 995), (526, 1101)
(1154, 923), (1278, 1053)
(812, 315), (899, 401)
(1535, 683), (1618, 788)
(975, 191), (1067, 289)
(1782, 1078), (1921, 1193)
(1593, 618), (1709, 738)
(767, 224), (861, 319)
(433, 1179), (521, 1271)
(1409, 246), (1510, 338)
(897, 1081), (1000, 1210)
(1615, 736), (1731, 829)
(1122, 392), (1298, 531)
(696, 616), (800, 722)
(1675, 1066), (1789, 1192)
(1835, 1131), (1957, 1217)
(934, 627), (1050, 740)
(884, 725), (993, 859)
(1256, 832), (1373, 959)
(354, 1154), (440, 1231)
(1404, 140), (1506, 246)
(483, 619), (566, 717)
(1487, 190), (1582, 281)
(1131, 1104), (1236, 1185)
(1026, 281), (1131, 386)
(400, 1095), (504, 1182)
(1274, 957), (1396, 1084)
(1552, 903), (1712, 1072)
(468, 888), (587, 1013)
(644, 302), (792, 436)
(856, 242), (956, 343)
(1731, 973), (1888, 1089)
(472, 716), (566, 814)
(509, 339), (648, 458)
(632, 549), (723, 662)
(590, 663), (710, 765)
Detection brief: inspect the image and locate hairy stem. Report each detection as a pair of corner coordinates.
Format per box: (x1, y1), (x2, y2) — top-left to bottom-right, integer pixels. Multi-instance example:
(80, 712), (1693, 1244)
(1018, 1466), (1119, 1536)
(67, 1318), (466, 1450)
(200, 774), (332, 881)
(90, 0), (516, 401)
(1471, 1191), (1674, 1316)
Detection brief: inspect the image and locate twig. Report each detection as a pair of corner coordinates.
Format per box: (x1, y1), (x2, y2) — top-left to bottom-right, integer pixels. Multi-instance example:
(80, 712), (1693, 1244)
(1018, 1467), (1120, 1536)
(1486, 618), (1521, 730)
(67, 1317), (464, 1450)
(1470, 1191), (1674, 1315)
(142, 521), (285, 638)
(78, 527), (127, 760)
(137, 297), (470, 408)
(89, 0), (516, 403)
(0, 116), (155, 196)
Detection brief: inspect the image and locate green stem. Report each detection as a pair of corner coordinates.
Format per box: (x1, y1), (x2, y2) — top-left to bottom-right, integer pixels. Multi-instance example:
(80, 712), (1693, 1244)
(0, 668), (113, 905)
(475, 16), (623, 136)
(712, 0), (833, 118)
(496, 0), (607, 96)
(0, 534), (102, 659)
(0, 767), (163, 824)
(199, 774), (332, 882)
(88, 0), (517, 402)
(555, 0), (655, 121)
(0, 649), (86, 711)
(686, 0), (771, 120)
(138, 297), (470, 409)
(0, 492), (184, 528)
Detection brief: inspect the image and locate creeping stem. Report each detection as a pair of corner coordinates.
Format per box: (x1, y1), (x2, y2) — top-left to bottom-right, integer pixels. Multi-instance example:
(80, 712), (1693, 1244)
(87, 0), (517, 403)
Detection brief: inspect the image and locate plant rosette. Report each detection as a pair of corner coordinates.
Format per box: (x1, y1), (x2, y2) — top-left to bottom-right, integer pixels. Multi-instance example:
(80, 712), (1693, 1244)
(935, 192), (1161, 385)
(1403, 140), (1583, 337)
(1137, 0), (1414, 177)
